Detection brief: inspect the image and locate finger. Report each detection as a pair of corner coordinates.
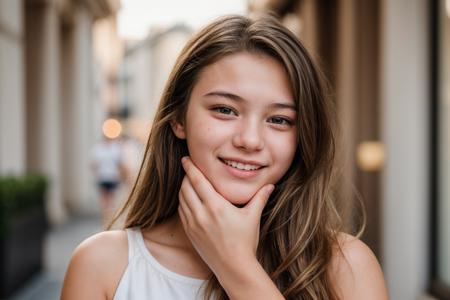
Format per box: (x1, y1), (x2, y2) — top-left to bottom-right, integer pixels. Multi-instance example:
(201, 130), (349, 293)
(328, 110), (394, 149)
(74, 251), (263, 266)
(178, 190), (193, 223)
(180, 176), (204, 214)
(245, 184), (274, 216)
(181, 156), (222, 206)
(178, 204), (188, 230)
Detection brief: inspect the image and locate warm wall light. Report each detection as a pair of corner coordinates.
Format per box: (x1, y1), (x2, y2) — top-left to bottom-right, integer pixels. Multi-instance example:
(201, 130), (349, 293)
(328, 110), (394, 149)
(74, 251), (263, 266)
(446, 0), (450, 19)
(102, 118), (122, 139)
(357, 141), (385, 171)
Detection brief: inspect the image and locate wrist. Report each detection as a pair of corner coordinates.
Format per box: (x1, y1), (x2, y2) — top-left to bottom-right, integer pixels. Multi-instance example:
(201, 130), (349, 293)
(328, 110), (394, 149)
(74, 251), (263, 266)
(214, 256), (262, 289)
(217, 258), (284, 300)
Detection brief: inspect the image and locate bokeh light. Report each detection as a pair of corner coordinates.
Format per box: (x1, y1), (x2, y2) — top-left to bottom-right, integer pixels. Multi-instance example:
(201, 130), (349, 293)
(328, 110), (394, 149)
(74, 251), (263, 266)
(357, 141), (385, 172)
(102, 118), (122, 139)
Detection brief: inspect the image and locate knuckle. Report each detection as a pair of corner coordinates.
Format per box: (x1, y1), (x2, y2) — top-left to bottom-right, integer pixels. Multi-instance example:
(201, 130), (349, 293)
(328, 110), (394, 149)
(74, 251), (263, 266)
(190, 173), (201, 186)
(194, 213), (208, 228)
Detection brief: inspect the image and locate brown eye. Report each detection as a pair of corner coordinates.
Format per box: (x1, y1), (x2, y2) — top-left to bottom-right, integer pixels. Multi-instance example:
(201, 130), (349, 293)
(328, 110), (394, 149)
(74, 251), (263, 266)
(214, 106), (236, 115)
(268, 116), (292, 126)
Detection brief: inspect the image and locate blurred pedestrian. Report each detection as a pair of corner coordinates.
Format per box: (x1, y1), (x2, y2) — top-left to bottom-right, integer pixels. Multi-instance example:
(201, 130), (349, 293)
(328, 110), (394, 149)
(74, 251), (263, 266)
(90, 135), (125, 225)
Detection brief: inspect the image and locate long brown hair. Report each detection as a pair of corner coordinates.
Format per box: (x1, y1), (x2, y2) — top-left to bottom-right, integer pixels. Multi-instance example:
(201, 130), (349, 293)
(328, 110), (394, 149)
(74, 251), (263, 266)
(110, 14), (354, 299)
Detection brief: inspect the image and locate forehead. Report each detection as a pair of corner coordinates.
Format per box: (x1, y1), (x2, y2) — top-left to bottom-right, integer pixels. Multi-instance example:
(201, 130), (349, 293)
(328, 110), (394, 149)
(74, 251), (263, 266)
(191, 52), (294, 107)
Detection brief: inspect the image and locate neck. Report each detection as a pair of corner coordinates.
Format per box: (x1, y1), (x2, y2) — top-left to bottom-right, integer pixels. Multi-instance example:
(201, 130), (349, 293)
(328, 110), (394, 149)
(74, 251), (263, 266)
(141, 212), (212, 279)
(164, 213), (212, 274)
(148, 212), (198, 253)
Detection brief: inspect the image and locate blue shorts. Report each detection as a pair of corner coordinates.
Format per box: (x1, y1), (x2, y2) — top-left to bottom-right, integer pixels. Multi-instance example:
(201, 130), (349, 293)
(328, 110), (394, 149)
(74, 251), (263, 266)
(98, 181), (119, 192)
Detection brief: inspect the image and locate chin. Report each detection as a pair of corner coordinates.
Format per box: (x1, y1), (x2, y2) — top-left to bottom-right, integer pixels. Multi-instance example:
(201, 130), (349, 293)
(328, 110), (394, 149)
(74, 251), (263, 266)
(216, 187), (258, 206)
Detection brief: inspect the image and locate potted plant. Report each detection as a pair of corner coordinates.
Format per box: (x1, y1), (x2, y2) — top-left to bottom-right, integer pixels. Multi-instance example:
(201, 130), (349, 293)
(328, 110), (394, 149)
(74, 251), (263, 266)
(0, 174), (49, 298)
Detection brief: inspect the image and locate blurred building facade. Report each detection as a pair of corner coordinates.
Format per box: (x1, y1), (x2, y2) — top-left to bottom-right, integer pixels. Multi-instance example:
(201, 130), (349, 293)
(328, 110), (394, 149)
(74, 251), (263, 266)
(92, 14), (124, 140)
(0, 0), (120, 224)
(2, 0), (449, 299)
(118, 25), (192, 143)
(250, 0), (449, 299)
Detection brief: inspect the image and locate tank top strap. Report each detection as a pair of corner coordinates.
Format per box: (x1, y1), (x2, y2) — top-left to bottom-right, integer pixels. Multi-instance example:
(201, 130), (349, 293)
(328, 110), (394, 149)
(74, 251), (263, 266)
(125, 227), (141, 262)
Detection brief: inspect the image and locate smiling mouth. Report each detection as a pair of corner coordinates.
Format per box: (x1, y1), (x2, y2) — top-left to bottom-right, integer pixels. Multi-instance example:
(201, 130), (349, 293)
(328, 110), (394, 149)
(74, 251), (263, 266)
(219, 158), (264, 171)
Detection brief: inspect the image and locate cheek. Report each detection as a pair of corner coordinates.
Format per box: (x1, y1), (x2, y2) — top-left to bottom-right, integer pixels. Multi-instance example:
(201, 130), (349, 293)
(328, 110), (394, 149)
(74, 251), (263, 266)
(186, 112), (217, 136)
(184, 120), (222, 176)
(271, 134), (297, 177)
(185, 121), (216, 154)
(185, 116), (232, 153)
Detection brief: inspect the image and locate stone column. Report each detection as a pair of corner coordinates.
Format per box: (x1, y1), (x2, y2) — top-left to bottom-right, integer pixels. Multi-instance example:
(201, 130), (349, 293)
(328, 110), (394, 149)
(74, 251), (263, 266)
(335, 0), (358, 232)
(0, 0), (26, 174)
(25, 0), (66, 224)
(381, 0), (430, 298)
(297, 0), (319, 57)
(61, 4), (96, 213)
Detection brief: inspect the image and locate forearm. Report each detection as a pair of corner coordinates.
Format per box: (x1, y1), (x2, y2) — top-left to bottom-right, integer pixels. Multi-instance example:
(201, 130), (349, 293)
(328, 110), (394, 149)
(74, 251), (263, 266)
(215, 257), (285, 300)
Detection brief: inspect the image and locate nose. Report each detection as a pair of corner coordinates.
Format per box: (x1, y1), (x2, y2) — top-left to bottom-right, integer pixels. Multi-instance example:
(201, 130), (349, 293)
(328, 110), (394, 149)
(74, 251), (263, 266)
(232, 118), (264, 151)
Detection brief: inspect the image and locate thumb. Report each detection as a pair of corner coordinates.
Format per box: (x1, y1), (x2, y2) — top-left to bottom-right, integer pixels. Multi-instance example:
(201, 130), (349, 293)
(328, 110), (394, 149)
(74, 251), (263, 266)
(245, 184), (274, 216)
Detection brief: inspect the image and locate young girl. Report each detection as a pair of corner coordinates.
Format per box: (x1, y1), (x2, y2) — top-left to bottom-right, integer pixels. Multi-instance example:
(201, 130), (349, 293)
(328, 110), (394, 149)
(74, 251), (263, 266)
(61, 14), (388, 300)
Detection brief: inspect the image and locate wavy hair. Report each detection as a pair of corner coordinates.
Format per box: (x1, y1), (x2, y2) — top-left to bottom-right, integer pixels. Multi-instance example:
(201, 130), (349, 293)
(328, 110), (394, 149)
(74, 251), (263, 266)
(110, 14), (354, 299)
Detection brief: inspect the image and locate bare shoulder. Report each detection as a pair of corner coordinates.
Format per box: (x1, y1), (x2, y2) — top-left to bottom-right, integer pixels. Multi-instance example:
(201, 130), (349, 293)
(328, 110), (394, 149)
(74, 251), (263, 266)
(328, 233), (389, 300)
(61, 230), (128, 300)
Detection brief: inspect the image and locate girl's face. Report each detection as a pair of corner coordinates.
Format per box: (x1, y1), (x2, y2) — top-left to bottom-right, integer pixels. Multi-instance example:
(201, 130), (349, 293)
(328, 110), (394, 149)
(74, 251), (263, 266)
(172, 52), (298, 205)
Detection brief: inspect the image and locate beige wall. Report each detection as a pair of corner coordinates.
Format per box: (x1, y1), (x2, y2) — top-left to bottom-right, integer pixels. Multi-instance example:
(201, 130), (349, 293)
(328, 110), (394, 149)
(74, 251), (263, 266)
(0, 0), (26, 175)
(381, 0), (430, 299)
(26, 0), (66, 224)
(150, 29), (191, 121)
(121, 26), (191, 142)
(1, 0), (119, 224)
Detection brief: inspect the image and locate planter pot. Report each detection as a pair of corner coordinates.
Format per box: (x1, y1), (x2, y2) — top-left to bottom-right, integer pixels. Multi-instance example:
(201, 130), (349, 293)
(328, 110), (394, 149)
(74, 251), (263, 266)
(0, 207), (48, 298)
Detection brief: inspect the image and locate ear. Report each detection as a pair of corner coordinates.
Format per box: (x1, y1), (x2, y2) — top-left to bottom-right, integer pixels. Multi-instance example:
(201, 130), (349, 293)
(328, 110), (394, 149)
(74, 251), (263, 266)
(170, 119), (186, 139)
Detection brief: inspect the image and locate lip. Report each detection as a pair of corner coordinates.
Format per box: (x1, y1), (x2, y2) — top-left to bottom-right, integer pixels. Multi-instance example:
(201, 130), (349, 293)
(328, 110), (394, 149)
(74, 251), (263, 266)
(219, 156), (266, 167)
(218, 157), (266, 179)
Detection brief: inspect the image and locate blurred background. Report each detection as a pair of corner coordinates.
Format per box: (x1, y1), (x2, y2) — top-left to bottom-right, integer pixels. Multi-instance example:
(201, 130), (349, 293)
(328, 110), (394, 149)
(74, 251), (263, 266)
(0, 0), (449, 299)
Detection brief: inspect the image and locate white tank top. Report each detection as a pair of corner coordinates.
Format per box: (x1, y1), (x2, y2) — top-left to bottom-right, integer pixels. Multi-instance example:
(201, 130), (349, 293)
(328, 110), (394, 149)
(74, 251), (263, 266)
(113, 227), (208, 300)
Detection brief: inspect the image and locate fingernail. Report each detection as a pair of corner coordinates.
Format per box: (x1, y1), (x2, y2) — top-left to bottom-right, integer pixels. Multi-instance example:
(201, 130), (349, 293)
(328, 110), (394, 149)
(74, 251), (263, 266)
(266, 184), (275, 194)
(181, 156), (188, 164)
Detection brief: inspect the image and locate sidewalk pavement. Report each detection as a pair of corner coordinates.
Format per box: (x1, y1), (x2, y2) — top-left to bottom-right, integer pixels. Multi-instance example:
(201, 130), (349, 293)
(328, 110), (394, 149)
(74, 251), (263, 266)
(6, 215), (103, 300)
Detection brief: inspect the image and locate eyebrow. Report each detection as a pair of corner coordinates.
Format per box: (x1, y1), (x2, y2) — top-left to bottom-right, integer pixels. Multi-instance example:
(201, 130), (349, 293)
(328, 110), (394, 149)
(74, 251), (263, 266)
(203, 91), (297, 111)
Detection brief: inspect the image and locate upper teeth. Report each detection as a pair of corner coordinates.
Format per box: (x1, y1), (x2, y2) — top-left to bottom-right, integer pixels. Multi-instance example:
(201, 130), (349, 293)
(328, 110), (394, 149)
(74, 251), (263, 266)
(223, 159), (260, 171)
